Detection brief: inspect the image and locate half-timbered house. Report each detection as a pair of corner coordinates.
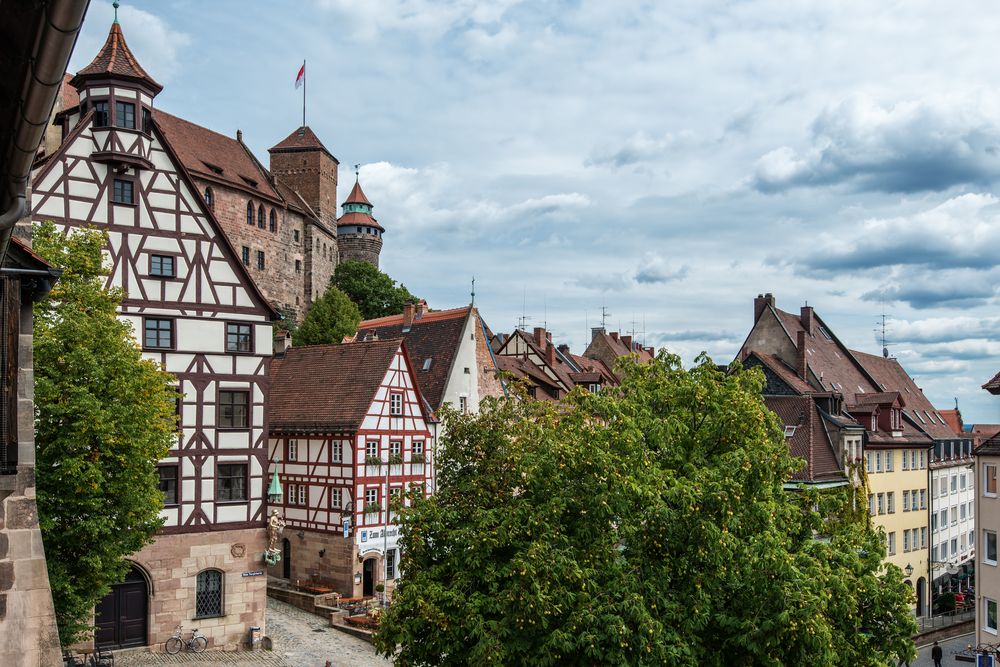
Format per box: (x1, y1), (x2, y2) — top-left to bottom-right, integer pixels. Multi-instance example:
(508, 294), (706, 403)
(28, 19), (277, 651)
(267, 338), (434, 598)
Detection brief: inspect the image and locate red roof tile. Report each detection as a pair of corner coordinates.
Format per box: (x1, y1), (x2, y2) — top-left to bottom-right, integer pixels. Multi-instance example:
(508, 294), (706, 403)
(355, 307), (472, 412)
(269, 339), (403, 432)
(337, 211), (384, 231)
(939, 409), (964, 435)
(268, 126), (337, 162)
(153, 109), (281, 201)
(345, 180), (372, 206)
(71, 22), (161, 93)
(766, 395), (845, 483)
(984, 370), (1000, 394)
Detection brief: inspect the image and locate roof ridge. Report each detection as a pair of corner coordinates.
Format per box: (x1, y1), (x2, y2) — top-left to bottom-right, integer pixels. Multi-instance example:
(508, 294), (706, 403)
(359, 306), (470, 328)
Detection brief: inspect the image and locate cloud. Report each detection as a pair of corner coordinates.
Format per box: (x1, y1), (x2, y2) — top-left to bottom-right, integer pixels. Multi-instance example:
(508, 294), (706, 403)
(862, 277), (999, 310)
(311, 0), (524, 40)
(751, 95), (1000, 194)
(789, 193), (1000, 275)
(886, 316), (1000, 345)
(586, 130), (694, 168)
(654, 330), (738, 342)
(634, 254), (689, 284)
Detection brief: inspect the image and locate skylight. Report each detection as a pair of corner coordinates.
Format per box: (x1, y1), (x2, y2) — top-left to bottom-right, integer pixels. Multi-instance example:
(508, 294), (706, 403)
(819, 326), (832, 340)
(784, 426), (797, 437)
(915, 411), (926, 424)
(422, 358), (433, 371)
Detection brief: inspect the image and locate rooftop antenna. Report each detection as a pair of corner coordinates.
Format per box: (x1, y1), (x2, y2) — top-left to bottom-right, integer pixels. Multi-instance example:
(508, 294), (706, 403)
(641, 314), (647, 348)
(600, 304), (611, 330)
(470, 276), (475, 306)
(876, 311), (891, 358)
(518, 287), (530, 331)
(543, 296), (547, 330)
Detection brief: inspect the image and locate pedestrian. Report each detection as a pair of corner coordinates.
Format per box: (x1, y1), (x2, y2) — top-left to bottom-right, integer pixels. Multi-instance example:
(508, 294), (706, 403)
(931, 640), (943, 667)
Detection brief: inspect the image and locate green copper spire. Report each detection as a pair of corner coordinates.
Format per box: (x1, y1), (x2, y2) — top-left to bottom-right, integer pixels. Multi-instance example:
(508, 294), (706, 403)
(267, 469), (282, 502)
(113, 1), (120, 24)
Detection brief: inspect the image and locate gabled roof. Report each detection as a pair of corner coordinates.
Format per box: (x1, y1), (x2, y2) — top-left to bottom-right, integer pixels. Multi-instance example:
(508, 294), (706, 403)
(153, 110), (281, 201)
(976, 432), (1000, 456)
(984, 370), (1000, 394)
(268, 126), (337, 162)
(354, 307), (472, 412)
(939, 409), (964, 435)
(269, 339), (404, 432)
(70, 22), (162, 94)
(747, 351), (814, 395)
(852, 350), (957, 441)
(766, 395), (845, 483)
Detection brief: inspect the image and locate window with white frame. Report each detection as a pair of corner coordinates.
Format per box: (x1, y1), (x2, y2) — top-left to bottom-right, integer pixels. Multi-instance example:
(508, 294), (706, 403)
(952, 507), (958, 525)
(987, 530), (998, 565)
(910, 450), (917, 470)
(987, 463), (998, 497)
(961, 504), (967, 521)
(332, 440), (343, 463)
(390, 392), (403, 416)
(902, 490), (910, 511)
(298, 485), (306, 505)
(911, 492), (918, 512)
(877, 493), (885, 515)
(887, 491), (894, 513)
(330, 487), (342, 509)
(366, 441), (379, 463)
(920, 527), (927, 548)
(952, 475), (958, 493)
(287, 483), (298, 505)
(459, 396), (468, 414)
(952, 537), (958, 555)
(876, 451), (882, 472)
(288, 439), (298, 462)
(887, 531), (896, 555)
(868, 494), (875, 516)
(885, 451), (894, 471)
(412, 440), (424, 455)
(866, 452), (874, 473)
(920, 489), (926, 509)
(902, 450), (910, 470)
(986, 598), (998, 634)
(365, 488), (378, 517)
(919, 450), (925, 468)
(961, 473), (967, 490)
(386, 548), (397, 579)
(903, 529), (911, 552)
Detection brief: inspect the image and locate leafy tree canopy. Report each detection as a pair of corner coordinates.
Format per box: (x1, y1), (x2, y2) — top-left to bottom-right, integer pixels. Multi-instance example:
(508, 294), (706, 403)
(375, 353), (917, 666)
(32, 222), (178, 646)
(294, 285), (362, 346)
(332, 259), (416, 320)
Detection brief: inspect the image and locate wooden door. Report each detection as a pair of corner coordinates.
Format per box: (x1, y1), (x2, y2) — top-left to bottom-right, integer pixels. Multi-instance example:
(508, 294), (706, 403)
(363, 558), (375, 597)
(95, 567), (148, 649)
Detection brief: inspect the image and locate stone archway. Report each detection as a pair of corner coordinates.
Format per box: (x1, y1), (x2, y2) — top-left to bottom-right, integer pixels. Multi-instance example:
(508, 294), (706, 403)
(95, 563), (150, 649)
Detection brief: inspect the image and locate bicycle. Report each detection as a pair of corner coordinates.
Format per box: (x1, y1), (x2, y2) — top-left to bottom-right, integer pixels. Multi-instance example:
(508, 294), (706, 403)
(164, 624), (207, 654)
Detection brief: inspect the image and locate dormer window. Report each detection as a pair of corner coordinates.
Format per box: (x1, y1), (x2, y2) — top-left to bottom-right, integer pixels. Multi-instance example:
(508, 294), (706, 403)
(871, 414), (877, 432)
(784, 426), (797, 437)
(93, 101), (109, 128)
(115, 101), (136, 129)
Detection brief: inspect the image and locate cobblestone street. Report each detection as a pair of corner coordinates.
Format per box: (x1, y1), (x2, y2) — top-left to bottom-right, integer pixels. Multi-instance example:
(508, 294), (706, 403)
(116, 598), (391, 667)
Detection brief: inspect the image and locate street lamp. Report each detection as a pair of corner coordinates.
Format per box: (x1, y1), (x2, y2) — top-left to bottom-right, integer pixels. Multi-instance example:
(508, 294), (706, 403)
(905, 563), (914, 577)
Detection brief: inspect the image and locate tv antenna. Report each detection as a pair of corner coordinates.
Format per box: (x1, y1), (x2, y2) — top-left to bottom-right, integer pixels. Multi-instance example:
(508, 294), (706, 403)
(600, 304), (611, 330)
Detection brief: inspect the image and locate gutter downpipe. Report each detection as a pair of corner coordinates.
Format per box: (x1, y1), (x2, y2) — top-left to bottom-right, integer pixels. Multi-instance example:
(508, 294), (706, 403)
(0, 0), (91, 264)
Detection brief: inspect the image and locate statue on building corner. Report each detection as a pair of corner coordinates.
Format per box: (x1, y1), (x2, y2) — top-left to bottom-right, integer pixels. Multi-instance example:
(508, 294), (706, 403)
(263, 509), (285, 565)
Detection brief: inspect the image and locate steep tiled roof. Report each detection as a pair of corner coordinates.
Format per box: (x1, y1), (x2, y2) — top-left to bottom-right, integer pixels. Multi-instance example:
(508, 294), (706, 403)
(749, 351), (813, 395)
(337, 211), (385, 231)
(976, 433), (1000, 456)
(153, 110), (281, 201)
(495, 354), (563, 402)
(269, 339), (402, 432)
(268, 126), (337, 161)
(852, 350), (957, 441)
(60, 73), (79, 110)
(984, 370), (1000, 394)
(71, 23), (161, 93)
(354, 307), (471, 412)
(939, 409), (963, 435)
(344, 180), (372, 206)
(766, 395), (845, 483)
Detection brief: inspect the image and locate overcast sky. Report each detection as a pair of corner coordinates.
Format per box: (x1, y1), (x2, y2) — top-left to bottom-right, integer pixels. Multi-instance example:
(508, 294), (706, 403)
(71, 1), (1000, 423)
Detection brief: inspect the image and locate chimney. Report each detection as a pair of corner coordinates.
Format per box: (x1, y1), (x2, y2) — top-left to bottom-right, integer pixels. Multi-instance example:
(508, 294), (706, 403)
(236, 129), (243, 142)
(796, 330), (808, 381)
(800, 305), (814, 334)
(610, 332), (619, 342)
(363, 329), (379, 342)
(557, 344), (570, 354)
(533, 327), (546, 348)
(646, 346), (654, 356)
(754, 293), (775, 322)
(274, 330), (292, 358)
(545, 342), (556, 367)
(590, 327), (606, 342)
(403, 302), (415, 328)
(622, 335), (632, 350)
(415, 299), (428, 318)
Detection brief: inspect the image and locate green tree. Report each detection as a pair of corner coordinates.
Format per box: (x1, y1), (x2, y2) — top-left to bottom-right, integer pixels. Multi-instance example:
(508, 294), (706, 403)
(375, 353), (917, 666)
(332, 259), (416, 320)
(294, 285), (362, 345)
(32, 222), (178, 647)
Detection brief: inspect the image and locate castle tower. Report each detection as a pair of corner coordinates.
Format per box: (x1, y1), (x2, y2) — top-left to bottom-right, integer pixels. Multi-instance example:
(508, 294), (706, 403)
(336, 174), (384, 267)
(268, 126), (339, 228)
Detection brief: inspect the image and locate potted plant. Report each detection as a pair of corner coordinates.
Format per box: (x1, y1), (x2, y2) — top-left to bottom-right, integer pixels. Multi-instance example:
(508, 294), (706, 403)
(364, 455), (382, 467)
(388, 453), (403, 466)
(364, 501), (381, 516)
(411, 452), (425, 464)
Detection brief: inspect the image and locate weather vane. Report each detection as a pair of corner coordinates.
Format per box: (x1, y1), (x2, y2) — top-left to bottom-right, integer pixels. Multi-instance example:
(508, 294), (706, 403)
(354, 163), (360, 181)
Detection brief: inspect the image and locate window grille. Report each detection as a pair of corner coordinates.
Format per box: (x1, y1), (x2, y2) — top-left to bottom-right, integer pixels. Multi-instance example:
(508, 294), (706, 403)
(195, 570), (223, 618)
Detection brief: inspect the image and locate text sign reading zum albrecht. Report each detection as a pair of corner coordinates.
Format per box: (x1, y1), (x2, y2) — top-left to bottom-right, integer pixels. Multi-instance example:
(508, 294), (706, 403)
(242, 571), (264, 578)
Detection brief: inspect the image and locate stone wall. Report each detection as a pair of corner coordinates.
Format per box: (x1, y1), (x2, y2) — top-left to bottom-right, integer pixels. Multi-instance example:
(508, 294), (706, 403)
(475, 309), (506, 401)
(130, 526), (268, 651)
(337, 234), (382, 268)
(267, 529), (354, 595)
(0, 286), (62, 667)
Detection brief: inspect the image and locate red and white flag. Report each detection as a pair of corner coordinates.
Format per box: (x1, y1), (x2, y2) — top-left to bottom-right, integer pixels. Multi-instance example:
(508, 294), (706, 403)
(295, 63), (305, 89)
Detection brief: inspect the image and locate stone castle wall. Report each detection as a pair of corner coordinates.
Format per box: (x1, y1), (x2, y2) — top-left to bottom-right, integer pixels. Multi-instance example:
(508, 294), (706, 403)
(337, 234), (383, 269)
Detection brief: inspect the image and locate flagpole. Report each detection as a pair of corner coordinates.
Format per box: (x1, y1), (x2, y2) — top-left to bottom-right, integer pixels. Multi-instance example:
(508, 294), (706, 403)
(302, 59), (306, 128)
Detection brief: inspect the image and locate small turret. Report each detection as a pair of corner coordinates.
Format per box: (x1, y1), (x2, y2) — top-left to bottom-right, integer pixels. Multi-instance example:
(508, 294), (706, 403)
(336, 169), (383, 267)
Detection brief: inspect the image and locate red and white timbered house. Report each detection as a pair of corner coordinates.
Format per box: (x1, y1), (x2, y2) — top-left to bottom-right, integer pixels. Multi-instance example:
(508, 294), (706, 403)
(28, 21), (277, 651)
(267, 338), (435, 598)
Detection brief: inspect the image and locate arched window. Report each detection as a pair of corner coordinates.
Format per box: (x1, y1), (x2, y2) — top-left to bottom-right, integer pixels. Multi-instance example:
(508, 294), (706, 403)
(269, 209), (277, 233)
(257, 207), (265, 229)
(203, 187), (214, 210)
(246, 201), (254, 226)
(195, 569), (223, 618)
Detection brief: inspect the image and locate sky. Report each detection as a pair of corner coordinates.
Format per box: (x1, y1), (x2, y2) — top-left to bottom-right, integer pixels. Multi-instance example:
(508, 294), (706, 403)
(69, 1), (1000, 423)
